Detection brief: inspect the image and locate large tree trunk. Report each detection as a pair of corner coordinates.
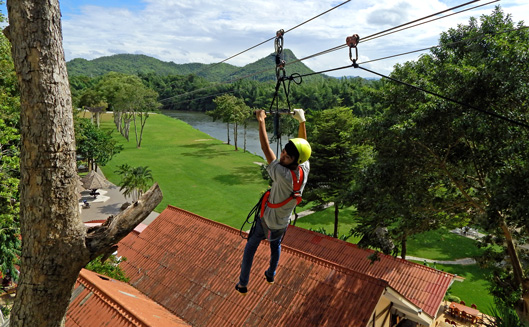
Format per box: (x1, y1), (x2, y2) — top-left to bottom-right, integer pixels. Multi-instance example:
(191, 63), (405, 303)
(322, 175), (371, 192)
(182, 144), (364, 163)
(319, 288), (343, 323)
(114, 111), (122, 132)
(138, 112), (149, 148)
(500, 219), (529, 320)
(234, 122), (238, 151)
(400, 236), (407, 259)
(243, 124), (247, 152)
(4, 1), (162, 326)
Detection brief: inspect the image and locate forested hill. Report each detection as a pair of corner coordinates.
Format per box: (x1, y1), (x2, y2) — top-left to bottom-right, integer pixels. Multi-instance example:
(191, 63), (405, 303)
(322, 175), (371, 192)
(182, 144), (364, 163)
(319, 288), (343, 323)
(66, 50), (320, 82)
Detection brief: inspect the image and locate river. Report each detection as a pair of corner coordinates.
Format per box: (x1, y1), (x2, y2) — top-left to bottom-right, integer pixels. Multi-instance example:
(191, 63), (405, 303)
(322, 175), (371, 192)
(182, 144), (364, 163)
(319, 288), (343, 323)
(162, 110), (290, 160)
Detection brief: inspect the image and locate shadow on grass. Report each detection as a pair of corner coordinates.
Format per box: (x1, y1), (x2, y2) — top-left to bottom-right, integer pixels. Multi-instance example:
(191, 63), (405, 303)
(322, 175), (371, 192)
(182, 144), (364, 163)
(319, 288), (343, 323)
(179, 142), (232, 158)
(213, 166), (264, 185)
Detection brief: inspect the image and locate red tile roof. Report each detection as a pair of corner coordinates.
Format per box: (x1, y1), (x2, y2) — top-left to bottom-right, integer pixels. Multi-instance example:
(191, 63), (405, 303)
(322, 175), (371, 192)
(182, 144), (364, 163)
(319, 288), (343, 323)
(118, 205), (388, 327)
(66, 268), (189, 327)
(282, 225), (455, 318)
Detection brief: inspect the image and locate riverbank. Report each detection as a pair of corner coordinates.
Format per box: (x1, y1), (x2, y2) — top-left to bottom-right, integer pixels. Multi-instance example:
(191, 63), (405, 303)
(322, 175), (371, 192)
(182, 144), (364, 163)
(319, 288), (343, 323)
(162, 110), (291, 160)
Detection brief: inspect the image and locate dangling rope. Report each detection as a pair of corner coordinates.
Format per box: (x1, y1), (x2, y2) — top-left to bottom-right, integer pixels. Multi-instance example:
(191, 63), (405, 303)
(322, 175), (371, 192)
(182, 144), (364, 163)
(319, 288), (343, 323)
(240, 191), (267, 239)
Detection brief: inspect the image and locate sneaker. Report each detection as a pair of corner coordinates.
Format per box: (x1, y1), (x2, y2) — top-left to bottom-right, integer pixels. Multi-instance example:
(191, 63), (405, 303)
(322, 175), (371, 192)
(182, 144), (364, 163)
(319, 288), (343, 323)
(235, 283), (247, 295)
(264, 271), (274, 284)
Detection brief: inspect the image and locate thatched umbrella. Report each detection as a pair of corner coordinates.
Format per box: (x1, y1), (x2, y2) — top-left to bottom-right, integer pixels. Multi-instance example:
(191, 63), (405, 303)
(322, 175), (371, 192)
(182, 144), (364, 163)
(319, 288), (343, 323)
(77, 177), (86, 192)
(77, 177), (85, 200)
(80, 170), (109, 191)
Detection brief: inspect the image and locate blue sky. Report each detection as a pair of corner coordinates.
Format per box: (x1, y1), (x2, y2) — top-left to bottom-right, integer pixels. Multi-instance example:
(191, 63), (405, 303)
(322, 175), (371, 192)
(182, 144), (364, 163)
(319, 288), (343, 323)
(1, 0), (527, 78)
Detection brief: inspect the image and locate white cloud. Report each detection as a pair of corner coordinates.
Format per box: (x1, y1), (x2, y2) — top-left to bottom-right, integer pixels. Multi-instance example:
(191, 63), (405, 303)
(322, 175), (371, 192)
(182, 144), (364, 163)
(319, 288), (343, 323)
(55, 0), (529, 79)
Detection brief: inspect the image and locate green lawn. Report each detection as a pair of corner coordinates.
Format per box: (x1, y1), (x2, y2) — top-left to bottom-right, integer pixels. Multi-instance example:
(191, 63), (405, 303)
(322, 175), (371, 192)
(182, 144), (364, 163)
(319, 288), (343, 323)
(293, 205), (362, 243)
(413, 261), (494, 315)
(98, 113), (269, 228)
(406, 228), (486, 260)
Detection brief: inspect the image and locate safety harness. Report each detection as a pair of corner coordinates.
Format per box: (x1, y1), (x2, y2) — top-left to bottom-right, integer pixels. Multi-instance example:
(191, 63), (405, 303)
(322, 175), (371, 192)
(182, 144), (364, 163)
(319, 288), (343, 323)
(260, 166), (304, 218)
(239, 166), (305, 240)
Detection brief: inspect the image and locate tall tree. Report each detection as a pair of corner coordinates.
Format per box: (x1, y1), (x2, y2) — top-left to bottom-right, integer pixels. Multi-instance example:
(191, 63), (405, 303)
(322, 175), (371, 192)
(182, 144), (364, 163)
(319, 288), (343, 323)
(230, 97), (252, 151)
(4, 1), (162, 326)
(75, 117), (123, 171)
(304, 107), (367, 238)
(111, 74), (160, 147)
(352, 108), (466, 257)
(210, 94), (238, 146)
(353, 7), (529, 316)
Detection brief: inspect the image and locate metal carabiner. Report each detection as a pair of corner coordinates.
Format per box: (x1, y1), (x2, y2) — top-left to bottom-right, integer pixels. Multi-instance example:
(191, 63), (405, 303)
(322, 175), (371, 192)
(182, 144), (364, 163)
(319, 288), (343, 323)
(346, 34), (360, 64)
(275, 58), (286, 80)
(276, 65), (286, 80)
(275, 29), (285, 54)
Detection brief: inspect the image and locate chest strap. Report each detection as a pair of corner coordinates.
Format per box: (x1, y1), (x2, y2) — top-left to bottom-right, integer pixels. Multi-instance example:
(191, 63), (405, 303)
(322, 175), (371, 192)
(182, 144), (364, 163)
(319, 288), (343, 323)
(260, 166), (304, 217)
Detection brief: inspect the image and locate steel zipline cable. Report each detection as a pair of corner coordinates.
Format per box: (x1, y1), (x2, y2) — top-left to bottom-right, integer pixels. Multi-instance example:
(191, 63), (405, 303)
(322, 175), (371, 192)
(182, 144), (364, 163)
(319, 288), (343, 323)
(289, 24), (529, 129)
(356, 65), (529, 130)
(163, 24), (518, 107)
(296, 25), (529, 77)
(360, 0), (499, 43)
(196, 0), (352, 75)
(285, 0), (496, 67)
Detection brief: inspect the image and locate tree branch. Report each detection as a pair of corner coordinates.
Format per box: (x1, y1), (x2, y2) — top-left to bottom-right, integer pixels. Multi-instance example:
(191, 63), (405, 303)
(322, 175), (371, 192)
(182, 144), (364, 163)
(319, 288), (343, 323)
(413, 139), (487, 214)
(85, 183), (163, 260)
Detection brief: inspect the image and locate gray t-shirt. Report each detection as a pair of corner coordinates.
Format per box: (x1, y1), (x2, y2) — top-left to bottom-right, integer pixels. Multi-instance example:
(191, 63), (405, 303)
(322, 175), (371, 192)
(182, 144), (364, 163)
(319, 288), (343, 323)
(263, 159), (310, 230)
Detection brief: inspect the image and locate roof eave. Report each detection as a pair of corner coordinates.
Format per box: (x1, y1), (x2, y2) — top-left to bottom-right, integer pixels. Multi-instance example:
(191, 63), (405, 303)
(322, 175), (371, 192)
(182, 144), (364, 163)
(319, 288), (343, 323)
(384, 286), (434, 326)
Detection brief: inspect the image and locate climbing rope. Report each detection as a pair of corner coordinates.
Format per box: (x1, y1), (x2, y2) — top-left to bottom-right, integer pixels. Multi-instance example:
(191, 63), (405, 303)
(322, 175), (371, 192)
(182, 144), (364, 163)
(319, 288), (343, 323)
(240, 192), (267, 239)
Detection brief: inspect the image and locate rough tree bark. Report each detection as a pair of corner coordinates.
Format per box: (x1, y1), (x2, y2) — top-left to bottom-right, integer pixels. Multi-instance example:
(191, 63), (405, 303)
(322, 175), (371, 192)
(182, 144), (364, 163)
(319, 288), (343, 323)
(4, 1), (163, 326)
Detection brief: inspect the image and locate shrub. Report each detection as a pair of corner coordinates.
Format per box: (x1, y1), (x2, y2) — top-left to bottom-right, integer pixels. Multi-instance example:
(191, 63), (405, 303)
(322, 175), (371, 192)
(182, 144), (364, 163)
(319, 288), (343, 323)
(445, 294), (461, 303)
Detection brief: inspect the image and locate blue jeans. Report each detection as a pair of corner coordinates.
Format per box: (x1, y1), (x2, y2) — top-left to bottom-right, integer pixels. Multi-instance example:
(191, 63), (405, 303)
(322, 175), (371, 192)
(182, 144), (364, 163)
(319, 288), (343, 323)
(238, 217), (282, 287)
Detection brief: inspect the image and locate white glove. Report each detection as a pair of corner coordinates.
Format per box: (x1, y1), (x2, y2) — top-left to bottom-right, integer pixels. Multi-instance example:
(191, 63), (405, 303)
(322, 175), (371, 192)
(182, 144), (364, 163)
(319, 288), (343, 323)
(292, 109), (306, 123)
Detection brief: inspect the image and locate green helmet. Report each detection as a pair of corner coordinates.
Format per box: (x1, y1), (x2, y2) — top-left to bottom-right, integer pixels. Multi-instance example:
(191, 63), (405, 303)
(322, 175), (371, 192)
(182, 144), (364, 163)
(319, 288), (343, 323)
(289, 138), (311, 164)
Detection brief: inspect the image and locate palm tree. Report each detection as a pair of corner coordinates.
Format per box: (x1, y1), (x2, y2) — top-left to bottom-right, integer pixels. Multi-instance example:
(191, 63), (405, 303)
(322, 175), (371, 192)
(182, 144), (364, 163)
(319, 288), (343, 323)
(115, 164), (153, 201)
(114, 163), (132, 177)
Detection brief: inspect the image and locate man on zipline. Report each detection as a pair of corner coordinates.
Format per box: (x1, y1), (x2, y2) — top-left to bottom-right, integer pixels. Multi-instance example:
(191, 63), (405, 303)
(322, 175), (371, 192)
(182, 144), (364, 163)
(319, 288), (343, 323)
(236, 108), (311, 295)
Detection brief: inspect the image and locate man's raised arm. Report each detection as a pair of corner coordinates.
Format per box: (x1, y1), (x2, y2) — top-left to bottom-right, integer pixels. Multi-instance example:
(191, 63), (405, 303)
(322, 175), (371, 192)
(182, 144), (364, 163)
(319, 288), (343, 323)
(256, 110), (276, 164)
(293, 109), (307, 140)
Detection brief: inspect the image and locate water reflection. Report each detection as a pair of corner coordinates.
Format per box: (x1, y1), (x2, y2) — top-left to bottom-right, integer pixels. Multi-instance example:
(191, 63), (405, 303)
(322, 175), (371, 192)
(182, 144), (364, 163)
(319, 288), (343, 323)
(162, 110), (290, 160)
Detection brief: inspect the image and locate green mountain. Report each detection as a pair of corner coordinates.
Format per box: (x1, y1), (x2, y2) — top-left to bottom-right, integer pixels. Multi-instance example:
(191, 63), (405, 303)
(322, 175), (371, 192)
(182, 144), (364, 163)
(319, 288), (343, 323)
(66, 50), (320, 82)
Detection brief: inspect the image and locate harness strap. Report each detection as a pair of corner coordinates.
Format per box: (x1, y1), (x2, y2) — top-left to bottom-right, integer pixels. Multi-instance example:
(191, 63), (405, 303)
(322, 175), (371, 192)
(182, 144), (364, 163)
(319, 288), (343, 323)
(260, 167), (304, 217)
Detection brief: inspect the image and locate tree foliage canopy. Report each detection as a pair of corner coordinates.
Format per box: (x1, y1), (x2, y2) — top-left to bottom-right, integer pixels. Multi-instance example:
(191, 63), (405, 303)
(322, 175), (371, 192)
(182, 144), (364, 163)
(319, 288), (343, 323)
(75, 117), (123, 171)
(0, 26), (20, 281)
(351, 7), (529, 311)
